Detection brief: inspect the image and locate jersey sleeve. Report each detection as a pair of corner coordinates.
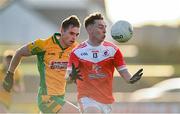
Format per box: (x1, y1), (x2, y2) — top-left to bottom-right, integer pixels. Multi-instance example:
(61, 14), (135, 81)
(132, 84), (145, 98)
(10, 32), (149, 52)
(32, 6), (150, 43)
(27, 39), (45, 55)
(113, 49), (127, 72)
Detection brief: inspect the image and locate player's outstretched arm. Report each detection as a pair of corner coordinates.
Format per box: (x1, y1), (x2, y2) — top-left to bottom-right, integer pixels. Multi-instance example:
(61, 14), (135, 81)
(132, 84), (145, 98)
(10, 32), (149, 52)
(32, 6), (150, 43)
(3, 45), (32, 92)
(119, 68), (143, 84)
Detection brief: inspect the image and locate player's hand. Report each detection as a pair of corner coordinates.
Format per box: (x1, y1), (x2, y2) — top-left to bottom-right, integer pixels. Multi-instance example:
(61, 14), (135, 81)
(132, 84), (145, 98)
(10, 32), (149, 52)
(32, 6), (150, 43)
(129, 68), (143, 84)
(69, 63), (83, 83)
(3, 71), (14, 92)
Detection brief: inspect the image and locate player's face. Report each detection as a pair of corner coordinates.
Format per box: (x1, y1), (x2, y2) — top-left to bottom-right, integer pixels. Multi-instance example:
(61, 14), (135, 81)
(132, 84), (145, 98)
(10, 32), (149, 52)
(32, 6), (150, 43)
(61, 25), (80, 47)
(91, 20), (106, 43)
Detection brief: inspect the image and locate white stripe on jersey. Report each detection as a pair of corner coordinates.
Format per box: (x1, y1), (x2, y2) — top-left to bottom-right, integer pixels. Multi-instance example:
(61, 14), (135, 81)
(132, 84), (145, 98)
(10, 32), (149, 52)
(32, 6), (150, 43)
(73, 41), (118, 63)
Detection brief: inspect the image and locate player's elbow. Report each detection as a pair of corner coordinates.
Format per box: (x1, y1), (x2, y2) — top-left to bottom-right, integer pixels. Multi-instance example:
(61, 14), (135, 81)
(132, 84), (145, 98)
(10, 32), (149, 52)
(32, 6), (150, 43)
(16, 45), (31, 57)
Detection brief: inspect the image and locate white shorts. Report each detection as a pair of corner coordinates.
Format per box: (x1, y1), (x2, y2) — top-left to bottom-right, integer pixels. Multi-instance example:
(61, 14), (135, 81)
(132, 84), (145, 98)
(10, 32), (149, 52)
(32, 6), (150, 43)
(78, 97), (112, 114)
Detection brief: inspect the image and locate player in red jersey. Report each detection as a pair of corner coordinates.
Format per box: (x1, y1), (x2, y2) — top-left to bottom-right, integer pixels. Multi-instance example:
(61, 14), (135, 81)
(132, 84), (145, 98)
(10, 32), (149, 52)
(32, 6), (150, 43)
(67, 12), (143, 114)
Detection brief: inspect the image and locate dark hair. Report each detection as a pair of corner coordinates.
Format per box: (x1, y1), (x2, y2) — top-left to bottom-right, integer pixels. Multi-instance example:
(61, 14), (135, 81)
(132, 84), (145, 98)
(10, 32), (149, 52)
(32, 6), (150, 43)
(61, 15), (81, 30)
(84, 12), (104, 28)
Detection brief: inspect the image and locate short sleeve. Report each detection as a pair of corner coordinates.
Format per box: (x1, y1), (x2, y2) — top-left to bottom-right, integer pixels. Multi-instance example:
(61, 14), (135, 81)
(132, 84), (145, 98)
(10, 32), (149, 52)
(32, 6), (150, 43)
(27, 39), (45, 55)
(113, 49), (126, 71)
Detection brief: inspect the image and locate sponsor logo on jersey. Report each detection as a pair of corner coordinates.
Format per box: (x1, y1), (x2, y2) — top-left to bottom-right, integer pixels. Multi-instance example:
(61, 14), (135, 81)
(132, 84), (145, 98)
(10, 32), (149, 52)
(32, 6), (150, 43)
(49, 61), (68, 69)
(81, 52), (88, 56)
(89, 73), (106, 79)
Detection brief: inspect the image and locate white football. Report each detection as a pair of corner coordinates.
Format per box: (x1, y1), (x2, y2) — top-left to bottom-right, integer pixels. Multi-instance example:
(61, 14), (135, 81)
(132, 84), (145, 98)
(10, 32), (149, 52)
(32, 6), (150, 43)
(111, 20), (133, 43)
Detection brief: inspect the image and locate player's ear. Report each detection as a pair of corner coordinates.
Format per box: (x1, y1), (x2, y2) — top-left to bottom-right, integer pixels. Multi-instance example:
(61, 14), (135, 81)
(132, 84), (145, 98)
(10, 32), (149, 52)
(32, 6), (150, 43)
(86, 25), (93, 33)
(60, 27), (64, 33)
(61, 26), (67, 34)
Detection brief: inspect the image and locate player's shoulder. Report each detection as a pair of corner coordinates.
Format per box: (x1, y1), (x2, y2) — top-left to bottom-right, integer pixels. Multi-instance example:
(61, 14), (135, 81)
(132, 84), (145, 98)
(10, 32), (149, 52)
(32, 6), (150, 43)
(31, 38), (46, 45)
(31, 38), (45, 48)
(28, 37), (48, 54)
(39, 35), (54, 45)
(103, 41), (119, 50)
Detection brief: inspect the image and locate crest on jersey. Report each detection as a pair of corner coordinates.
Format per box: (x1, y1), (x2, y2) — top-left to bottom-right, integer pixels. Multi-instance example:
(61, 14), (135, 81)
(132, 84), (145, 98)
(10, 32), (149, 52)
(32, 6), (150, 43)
(103, 49), (109, 57)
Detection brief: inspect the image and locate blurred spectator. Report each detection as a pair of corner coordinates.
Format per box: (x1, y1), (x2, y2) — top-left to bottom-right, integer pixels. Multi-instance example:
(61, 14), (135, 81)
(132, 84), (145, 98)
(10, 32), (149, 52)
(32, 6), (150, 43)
(0, 49), (24, 113)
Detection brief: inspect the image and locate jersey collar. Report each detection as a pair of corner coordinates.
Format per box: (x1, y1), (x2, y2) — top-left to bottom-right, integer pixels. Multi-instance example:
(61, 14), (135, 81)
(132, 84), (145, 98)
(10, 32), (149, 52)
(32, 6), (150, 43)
(52, 33), (66, 50)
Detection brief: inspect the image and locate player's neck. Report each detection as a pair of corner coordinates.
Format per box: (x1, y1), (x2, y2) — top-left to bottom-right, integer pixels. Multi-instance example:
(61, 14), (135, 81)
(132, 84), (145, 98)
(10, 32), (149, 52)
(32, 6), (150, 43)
(87, 39), (101, 47)
(57, 35), (68, 49)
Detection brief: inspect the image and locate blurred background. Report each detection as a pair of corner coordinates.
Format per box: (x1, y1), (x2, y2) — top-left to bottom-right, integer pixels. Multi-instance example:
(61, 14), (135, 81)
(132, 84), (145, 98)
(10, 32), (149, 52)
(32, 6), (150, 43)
(0, 0), (180, 113)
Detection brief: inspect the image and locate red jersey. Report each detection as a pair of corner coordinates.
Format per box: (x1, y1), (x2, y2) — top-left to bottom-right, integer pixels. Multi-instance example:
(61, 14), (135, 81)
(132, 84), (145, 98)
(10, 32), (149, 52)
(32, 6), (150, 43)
(67, 41), (126, 104)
